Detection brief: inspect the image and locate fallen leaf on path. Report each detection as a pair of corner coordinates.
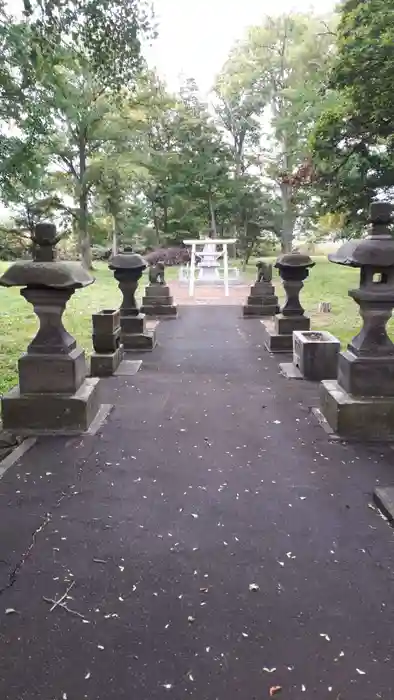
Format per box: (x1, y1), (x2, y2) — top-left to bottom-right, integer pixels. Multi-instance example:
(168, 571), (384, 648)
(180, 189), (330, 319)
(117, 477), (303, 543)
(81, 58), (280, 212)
(269, 686), (282, 696)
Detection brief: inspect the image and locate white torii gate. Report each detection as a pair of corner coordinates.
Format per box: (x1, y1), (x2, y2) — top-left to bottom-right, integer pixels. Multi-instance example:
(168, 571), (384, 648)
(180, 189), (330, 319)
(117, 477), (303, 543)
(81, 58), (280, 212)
(183, 238), (236, 297)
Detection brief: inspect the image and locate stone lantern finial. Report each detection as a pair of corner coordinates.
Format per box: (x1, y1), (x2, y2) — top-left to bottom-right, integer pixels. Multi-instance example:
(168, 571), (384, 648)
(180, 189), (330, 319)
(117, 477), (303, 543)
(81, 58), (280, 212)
(31, 222), (62, 262)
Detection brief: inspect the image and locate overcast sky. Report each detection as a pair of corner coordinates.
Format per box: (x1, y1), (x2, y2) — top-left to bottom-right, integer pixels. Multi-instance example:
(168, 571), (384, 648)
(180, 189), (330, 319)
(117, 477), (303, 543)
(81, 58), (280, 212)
(146, 0), (337, 95)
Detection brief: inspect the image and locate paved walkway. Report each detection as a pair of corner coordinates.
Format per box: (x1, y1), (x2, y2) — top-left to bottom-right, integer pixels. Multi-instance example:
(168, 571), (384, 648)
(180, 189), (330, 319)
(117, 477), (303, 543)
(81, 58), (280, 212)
(1, 306), (394, 700)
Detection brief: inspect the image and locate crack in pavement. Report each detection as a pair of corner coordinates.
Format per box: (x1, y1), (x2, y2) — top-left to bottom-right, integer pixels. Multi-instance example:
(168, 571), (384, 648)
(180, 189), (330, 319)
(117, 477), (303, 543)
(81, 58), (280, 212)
(0, 490), (70, 597)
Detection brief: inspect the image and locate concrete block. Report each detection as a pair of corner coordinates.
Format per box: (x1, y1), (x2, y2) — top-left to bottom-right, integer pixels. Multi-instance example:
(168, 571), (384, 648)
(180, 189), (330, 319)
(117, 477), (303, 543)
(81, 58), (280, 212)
(2, 378), (101, 435)
(293, 330), (340, 381)
(243, 303), (277, 318)
(374, 487), (394, 521)
(144, 285), (171, 298)
(93, 327), (121, 353)
(123, 329), (156, 351)
(18, 347), (87, 394)
(320, 379), (394, 440)
(338, 351), (394, 397)
(92, 309), (120, 335)
(275, 314), (310, 335)
(141, 303), (177, 317)
(90, 345), (124, 377)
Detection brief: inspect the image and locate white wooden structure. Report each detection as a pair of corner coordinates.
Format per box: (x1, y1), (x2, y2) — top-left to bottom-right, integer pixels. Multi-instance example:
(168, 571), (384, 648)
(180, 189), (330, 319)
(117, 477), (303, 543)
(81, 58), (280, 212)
(183, 238), (236, 297)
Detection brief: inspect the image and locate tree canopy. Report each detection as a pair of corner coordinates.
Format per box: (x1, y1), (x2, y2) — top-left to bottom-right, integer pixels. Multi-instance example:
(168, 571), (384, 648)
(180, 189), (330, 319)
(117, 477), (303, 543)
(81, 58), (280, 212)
(0, 2), (388, 266)
(311, 0), (394, 232)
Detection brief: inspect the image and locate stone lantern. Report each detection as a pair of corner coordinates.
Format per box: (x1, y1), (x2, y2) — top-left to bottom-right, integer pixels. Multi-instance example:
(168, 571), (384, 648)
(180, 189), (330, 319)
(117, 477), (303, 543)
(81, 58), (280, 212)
(109, 248), (156, 350)
(0, 223), (101, 434)
(320, 201), (394, 439)
(264, 251), (315, 352)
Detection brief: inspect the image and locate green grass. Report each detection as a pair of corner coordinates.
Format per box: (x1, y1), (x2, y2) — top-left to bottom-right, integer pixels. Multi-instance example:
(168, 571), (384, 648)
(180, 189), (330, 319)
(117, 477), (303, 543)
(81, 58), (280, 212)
(0, 257), (391, 396)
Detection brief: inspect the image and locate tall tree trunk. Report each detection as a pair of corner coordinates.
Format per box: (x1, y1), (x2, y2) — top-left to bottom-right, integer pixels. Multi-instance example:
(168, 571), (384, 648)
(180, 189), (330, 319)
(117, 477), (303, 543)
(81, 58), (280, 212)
(153, 210), (161, 244)
(208, 190), (217, 236)
(280, 181), (296, 253)
(163, 204), (168, 234)
(78, 129), (92, 269)
(111, 215), (117, 256)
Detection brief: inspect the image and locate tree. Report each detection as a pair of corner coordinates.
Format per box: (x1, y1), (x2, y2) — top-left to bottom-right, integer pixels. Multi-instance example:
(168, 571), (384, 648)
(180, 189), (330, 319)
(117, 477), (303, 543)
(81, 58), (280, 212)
(219, 13), (336, 250)
(21, 0), (155, 90)
(0, 1), (154, 265)
(311, 0), (394, 233)
(133, 77), (237, 243)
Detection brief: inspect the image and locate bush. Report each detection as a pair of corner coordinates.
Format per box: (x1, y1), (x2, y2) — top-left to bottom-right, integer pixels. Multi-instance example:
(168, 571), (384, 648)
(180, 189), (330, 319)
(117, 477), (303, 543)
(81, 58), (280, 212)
(91, 245), (112, 261)
(143, 246), (191, 266)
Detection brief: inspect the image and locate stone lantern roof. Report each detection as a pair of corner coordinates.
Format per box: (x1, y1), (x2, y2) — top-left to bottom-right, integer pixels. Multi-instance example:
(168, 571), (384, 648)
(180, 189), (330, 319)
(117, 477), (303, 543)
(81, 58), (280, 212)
(329, 202), (394, 268)
(109, 249), (147, 272)
(275, 251), (315, 269)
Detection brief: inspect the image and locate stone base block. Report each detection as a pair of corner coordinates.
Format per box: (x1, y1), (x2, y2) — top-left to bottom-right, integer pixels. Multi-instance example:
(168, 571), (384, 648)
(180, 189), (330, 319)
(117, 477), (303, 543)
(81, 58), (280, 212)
(278, 362), (303, 379)
(243, 304), (277, 317)
(265, 332), (293, 352)
(144, 285), (171, 298)
(262, 315), (310, 353)
(250, 282), (276, 297)
(123, 329), (156, 351)
(90, 345), (124, 377)
(338, 351), (394, 397)
(293, 330), (340, 381)
(18, 347), (87, 394)
(1, 378), (101, 435)
(374, 487), (394, 521)
(275, 314), (310, 335)
(120, 314), (145, 335)
(141, 303), (177, 317)
(320, 379), (394, 440)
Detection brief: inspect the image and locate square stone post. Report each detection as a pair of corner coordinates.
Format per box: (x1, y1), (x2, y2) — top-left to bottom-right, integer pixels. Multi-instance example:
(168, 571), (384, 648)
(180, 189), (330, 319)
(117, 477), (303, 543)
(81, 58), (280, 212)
(90, 309), (124, 376)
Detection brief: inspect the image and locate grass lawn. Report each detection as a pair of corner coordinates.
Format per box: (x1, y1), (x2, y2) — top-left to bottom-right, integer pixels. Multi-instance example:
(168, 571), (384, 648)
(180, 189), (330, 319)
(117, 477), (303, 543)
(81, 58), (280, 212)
(0, 257), (391, 397)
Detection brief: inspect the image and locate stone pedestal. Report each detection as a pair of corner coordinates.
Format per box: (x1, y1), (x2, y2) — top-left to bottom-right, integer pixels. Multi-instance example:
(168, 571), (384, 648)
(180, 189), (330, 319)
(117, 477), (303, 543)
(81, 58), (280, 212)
(2, 379), (100, 434)
(280, 330), (340, 380)
(120, 313), (156, 350)
(319, 202), (394, 440)
(0, 227), (102, 435)
(263, 252), (315, 353)
(243, 281), (279, 317)
(141, 284), (177, 317)
(91, 309), (124, 376)
(264, 313), (310, 352)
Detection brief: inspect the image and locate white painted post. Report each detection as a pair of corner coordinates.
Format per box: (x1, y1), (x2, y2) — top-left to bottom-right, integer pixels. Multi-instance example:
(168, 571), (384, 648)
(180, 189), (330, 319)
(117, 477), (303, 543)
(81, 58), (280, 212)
(223, 243), (229, 297)
(189, 243), (196, 297)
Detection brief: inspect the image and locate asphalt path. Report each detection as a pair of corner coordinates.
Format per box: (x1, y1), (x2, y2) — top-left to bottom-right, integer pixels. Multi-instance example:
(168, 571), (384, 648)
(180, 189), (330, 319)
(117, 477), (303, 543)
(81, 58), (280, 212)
(1, 305), (394, 700)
